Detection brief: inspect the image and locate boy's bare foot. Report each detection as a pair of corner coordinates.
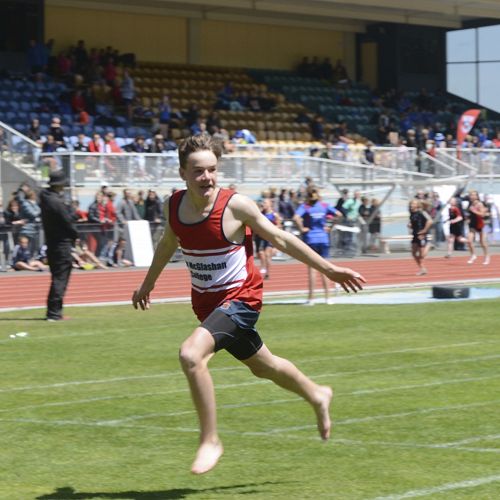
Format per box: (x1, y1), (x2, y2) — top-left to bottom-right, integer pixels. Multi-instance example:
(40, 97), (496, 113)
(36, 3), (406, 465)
(314, 386), (333, 441)
(191, 439), (224, 474)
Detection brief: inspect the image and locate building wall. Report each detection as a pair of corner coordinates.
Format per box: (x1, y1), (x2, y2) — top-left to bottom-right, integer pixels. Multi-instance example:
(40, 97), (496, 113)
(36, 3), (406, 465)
(200, 19), (350, 70)
(45, 5), (187, 63)
(45, 5), (355, 71)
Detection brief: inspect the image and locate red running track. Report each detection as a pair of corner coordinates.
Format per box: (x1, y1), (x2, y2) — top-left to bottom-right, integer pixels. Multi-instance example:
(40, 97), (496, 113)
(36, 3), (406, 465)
(0, 254), (498, 310)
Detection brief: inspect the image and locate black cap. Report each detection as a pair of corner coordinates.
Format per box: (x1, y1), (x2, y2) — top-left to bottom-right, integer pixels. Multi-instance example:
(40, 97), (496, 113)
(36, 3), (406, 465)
(48, 170), (68, 187)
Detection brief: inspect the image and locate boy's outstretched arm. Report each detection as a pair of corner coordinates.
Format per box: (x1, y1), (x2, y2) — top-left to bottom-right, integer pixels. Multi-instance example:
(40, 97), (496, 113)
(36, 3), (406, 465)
(132, 213), (179, 310)
(231, 195), (366, 293)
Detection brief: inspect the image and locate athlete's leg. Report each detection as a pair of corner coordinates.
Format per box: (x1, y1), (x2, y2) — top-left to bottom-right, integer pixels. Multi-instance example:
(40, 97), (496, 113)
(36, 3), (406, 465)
(320, 272), (330, 302)
(178, 327), (223, 474)
(446, 234), (455, 256)
(467, 230), (476, 263)
(307, 265), (315, 302)
(264, 246), (273, 277)
(411, 243), (421, 267)
(479, 231), (490, 263)
(242, 344), (333, 440)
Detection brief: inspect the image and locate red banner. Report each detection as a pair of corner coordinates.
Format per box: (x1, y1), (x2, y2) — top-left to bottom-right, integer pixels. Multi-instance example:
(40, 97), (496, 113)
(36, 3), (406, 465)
(457, 109), (481, 146)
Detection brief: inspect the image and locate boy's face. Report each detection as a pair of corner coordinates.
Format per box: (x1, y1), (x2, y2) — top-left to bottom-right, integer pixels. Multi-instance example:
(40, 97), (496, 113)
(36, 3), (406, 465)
(20, 238), (28, 248)
(180, 150), (218, 200)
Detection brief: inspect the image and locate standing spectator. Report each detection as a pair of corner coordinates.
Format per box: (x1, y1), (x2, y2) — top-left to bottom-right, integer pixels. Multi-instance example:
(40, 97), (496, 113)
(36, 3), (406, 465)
(135, 190), (146, 219)
(4, 198), (24, 244)
(408, 199), (433, 276)
(39, 170), (79, 321)
(368, 198), (382, 251)
(19, 189), (42, 255)
(358, 196), (371, 253)
(293, 187), (339, 305)
(254, 198), (282, 279)
(0, 202), (11, 271)
(117, 189), (142, 224)
(158, 95), (172, 138)
(278, 189), (295, 220)
(121, 69), (135, 121)
(144, 189), (162, 223)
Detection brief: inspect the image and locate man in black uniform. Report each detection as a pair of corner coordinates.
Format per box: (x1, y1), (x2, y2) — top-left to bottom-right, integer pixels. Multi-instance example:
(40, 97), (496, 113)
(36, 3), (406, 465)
(39, 170), (78, 321)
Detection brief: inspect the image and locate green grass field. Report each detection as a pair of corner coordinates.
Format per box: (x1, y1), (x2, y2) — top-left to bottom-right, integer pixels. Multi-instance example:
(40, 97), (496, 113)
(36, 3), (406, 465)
(1, 298), (500, 499)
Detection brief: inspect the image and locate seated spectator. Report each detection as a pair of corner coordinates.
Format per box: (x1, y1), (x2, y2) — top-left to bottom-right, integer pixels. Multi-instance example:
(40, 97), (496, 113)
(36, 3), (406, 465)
(232, 129), (257, 144)
(72, 238), (107, 270)
(334, 59), (350, 85)
(73, 134), (89, 152)
(125, 135), (150, 153)
(41, 135), (60, 170)
(88, 133), (103, 152)
(103, 132), (122, 153)
(12, 236), (47, 271)
(49, 117), (67, 149)
(106, 237), (133, 267)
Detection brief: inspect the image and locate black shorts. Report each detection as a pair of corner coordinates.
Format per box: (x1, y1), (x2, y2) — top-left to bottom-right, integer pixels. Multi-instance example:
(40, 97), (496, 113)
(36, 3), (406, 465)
(201, 300), (263, 360)
(254, 236), (272, 252)
(412, 236), (428, 247)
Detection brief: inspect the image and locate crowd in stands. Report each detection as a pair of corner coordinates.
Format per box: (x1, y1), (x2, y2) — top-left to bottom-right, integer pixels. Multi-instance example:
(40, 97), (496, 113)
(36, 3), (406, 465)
(0, 181), (169, 272)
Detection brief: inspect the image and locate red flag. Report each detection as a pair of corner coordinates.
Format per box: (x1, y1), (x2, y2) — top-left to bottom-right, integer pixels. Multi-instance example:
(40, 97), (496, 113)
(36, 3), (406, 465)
(457, 109), (481, 146)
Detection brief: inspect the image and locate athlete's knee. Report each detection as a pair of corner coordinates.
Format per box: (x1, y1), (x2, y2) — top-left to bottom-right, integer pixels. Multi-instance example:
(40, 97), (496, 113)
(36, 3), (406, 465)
(179, 342), (204, 371)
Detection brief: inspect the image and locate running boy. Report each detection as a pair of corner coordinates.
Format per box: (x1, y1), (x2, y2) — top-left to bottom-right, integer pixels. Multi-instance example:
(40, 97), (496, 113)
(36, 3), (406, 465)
(132, 135), (365, 475)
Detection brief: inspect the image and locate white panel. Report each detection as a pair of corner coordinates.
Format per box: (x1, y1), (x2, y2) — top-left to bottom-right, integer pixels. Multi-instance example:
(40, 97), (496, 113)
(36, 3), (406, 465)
(478, 25), (500, 61)
(478, 62), (500, 113)
(124, 220), (154, 267)
(447, 63), (477, 102)
(446, 29), (476, 63)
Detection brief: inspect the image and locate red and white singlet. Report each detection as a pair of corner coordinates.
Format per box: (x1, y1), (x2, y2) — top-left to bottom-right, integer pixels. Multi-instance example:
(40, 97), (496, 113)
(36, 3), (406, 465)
(169, 188), (263, 321)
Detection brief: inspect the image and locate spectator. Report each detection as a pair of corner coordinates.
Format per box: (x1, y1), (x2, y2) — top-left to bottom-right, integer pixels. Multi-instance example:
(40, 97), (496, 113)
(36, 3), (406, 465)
(278, 189), (295, 220)
(19, 189), (42, 255)
(117, 189), (142, 224)
(121, 69), (135, 121)
(88, 133), (103, 152)
(39, 170), (79, 320)
(310, 115), (325, 141)
(106, 237), (133, 267)
(144, 189), (162, 223)
(358, 196), (371, 253)
(158, 95), (172, 137)
(368, 198), (382, 251)
(254, 198), (282, 279)
(49, 117), (67, 149)
(73, 133), (89, 152)
(135, 190), (146, 219)
(4, 197), (24, 244)
(11, 235), (47, 272)
(71, 238), (107, 270)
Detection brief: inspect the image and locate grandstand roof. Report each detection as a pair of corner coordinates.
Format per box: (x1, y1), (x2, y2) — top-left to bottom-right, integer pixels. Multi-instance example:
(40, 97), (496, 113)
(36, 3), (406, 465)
(50, 0), (500, 31)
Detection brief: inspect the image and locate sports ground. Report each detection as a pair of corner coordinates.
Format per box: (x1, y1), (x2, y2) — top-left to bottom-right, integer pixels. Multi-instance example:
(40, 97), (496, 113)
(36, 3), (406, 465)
(1, 251), (499, 499)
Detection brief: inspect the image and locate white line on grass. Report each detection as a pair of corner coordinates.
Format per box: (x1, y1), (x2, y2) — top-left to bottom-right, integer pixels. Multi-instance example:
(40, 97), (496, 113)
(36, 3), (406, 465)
(3, 371), (499, 418)
(2, 348), (499, 395)
(367, 474), (500, 499)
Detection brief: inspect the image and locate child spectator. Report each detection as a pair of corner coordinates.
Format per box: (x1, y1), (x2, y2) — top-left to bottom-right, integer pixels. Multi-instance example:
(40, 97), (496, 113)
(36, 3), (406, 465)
(12, 236), (47, 271)
(106, 237), (132, 267)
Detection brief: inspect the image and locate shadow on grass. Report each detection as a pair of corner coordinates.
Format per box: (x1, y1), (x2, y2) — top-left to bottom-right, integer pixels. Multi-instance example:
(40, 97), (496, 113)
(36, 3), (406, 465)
(36, 482), (286, 499)
(0, 317), (46, 321)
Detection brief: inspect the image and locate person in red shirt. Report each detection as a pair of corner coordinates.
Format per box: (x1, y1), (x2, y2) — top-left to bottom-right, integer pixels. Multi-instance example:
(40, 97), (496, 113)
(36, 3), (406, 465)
(132, 135), (365, 475)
